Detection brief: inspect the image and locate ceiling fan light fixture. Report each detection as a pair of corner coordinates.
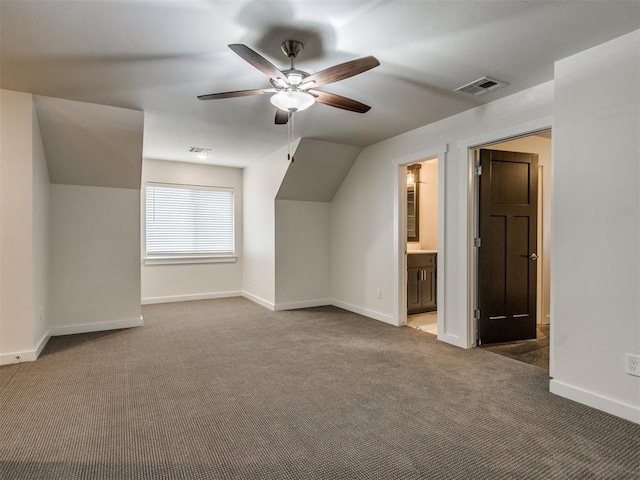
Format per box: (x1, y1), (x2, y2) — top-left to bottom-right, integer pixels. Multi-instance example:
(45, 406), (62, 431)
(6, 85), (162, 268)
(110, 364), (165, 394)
(270, 90), (315, 112)
(287, 73), (303, 86)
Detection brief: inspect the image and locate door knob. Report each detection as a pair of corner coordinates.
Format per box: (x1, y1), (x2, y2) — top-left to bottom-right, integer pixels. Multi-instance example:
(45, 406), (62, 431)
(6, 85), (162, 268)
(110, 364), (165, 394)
(529, 253), (539, 261)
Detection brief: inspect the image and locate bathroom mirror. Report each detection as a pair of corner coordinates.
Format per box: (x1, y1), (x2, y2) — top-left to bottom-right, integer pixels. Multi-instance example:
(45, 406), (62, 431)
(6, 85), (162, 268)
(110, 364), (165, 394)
(407, 164), (420, 242)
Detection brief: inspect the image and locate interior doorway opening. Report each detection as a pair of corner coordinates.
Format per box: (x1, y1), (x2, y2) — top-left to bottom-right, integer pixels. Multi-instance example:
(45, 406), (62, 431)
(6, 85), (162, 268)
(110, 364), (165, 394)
(405, 158), (440, 336)
(392, 145), (446, 339)
(471, 129), (552, 370)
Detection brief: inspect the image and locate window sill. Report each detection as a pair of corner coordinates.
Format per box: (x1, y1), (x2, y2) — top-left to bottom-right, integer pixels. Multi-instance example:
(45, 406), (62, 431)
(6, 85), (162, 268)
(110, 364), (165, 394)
(144, 255), (237, 265)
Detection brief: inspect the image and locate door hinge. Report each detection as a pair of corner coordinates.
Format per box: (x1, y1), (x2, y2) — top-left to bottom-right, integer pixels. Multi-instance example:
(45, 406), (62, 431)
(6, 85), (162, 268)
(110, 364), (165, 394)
(473, 308), (480, 320)
(474, 237), (481, 248)
(474, 165), (482, 176)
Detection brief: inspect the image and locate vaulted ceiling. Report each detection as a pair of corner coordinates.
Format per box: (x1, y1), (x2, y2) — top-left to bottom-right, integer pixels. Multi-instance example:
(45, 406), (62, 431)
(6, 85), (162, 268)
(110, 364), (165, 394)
(1, 1), (638, 167)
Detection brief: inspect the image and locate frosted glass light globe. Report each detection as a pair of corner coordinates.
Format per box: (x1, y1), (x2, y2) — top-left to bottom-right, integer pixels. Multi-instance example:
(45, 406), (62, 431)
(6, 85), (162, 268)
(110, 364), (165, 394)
(270, 90), (315, 112)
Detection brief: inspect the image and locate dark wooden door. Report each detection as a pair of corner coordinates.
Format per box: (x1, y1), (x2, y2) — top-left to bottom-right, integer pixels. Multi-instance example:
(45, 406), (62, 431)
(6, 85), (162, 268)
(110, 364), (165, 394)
(477, 149), (538, 345)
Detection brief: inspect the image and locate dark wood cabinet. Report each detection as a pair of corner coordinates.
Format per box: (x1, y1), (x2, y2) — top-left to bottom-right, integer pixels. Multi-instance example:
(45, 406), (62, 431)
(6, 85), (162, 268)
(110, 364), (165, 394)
(407, 253), (437, 314)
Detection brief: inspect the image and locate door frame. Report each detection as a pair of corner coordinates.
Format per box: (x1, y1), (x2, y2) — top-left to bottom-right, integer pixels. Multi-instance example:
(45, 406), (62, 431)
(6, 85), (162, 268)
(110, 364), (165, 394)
(392, 145), (448, 338)
(461, 116), (553, 348)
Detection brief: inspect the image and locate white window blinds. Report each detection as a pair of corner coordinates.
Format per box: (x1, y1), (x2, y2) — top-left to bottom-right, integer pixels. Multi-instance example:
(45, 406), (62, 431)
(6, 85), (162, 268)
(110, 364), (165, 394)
(145, 183), (234, 257)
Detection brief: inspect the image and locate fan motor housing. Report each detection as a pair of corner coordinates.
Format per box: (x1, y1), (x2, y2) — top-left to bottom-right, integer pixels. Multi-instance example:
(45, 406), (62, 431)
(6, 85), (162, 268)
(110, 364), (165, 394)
(270, 68), (310, 88)
(281, 40), (304, 58)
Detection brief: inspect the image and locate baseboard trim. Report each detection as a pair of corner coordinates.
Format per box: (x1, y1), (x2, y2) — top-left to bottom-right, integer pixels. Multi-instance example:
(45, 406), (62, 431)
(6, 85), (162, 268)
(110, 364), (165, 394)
(330, 299), (397, 326)
(0, 349), (38, 365)
(437, 332), (467, 349)
(142, 291), (243, 305)
(50, 316), (144, 337)
(242, 292), (275, 311)
(35, 330), (51, 358)
(0, 330), (52, 365)
(550, 379), (640, 424)
(274, 299), (331, 311)
(0, 317), (143, 365)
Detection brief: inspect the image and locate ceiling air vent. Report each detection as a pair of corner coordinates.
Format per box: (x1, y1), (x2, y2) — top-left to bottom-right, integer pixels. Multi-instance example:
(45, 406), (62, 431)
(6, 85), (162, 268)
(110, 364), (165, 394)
(189, 146), (211, 160)
(455, 76), (509, 96)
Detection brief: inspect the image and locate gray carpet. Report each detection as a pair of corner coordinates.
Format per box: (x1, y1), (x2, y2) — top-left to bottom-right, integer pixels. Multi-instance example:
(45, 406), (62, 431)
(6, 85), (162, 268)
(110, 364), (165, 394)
(0, 298), (638, 479)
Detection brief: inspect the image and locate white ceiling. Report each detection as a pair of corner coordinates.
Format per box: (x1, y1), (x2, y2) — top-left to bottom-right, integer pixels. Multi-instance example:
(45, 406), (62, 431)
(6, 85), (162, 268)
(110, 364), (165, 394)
(35, 96), (144, 189)
(276, 139), (362, 202)
(1, 1), (638, 168)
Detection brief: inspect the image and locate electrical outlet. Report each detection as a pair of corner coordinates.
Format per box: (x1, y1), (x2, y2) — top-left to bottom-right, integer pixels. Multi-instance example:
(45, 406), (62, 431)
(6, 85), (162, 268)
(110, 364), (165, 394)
(625, 354), (640, 377)
(376, 289), (382, 299)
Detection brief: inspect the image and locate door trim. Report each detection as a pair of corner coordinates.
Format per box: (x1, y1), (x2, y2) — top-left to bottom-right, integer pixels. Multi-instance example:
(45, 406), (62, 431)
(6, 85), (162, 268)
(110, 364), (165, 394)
(392, 145), (450, 342)
(459, 116), (553, 349)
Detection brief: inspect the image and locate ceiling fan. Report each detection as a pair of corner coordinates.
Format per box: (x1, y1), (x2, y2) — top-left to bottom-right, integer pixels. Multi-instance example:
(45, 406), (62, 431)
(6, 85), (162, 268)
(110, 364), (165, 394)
(197, 40), (380, 124)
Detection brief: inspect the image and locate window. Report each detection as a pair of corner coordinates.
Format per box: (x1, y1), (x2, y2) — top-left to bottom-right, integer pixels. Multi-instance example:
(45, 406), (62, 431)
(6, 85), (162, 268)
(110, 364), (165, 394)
(145, 183), (235, 264)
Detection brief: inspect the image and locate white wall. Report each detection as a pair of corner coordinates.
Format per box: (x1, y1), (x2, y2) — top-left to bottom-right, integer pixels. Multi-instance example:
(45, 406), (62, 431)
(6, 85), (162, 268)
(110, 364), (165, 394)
(407, 159), (439, 252)
(276, 139), (361, 202)
(491, 135), (552, 324)
(49, 184), (142, 334)
(32, 101), (51, 347)
(275, 200), (331, 309)
(0, 90), (37, 362)
(331, 81), (554, 333)
(419, 160), (438, 251)
(331, 143), (397, 324)
(551, 30), (639, 423)
(1, 90), (144, 356)
(34, 96), (143, 189)
(141, 159), (243, 303)
(0, 90), (52, 363)
(243, 143), (294, 308)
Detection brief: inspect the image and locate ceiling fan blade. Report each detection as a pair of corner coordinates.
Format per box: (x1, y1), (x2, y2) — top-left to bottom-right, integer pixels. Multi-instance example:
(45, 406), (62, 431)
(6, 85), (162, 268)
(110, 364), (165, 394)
(309, 90), (371, 113)
(302, 56), (380, 88)
(197, 88), (275, 100)
(275, 109), (291, 125)
(229, 44), (289, 83)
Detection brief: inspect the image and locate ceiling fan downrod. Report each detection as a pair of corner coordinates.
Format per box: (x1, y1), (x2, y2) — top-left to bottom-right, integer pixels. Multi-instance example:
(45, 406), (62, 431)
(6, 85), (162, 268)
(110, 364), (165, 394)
(280, 40), (304, 68)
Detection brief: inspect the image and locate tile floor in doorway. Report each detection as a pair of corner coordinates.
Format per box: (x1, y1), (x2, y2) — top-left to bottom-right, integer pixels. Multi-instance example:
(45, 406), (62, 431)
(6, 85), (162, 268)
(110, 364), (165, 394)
(482, 324), (550, 371)
(407, 313), (550, 371)
(406, 312), (437, 335)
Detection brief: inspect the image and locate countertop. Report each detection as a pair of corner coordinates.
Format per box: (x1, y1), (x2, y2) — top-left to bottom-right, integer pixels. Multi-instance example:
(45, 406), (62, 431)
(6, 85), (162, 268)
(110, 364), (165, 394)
(407, 250), (437, 254)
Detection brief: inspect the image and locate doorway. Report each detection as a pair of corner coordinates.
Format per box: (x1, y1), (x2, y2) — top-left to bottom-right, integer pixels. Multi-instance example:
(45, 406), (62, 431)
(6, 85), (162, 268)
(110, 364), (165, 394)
(472, 130), (552, 368)
(405, 158), (439, 335)
(392, 145), (446, 337)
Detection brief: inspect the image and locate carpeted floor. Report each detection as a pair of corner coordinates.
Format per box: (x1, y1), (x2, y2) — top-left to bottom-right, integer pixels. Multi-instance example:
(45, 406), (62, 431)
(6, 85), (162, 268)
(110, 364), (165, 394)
(0, 298), (638, 479)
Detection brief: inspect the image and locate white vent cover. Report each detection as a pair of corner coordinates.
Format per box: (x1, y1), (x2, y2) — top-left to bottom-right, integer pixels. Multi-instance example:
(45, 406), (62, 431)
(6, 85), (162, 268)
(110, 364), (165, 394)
(189, 146), (211, 160)
(455, 76), (509, 96)
(189, 147), (210, 154)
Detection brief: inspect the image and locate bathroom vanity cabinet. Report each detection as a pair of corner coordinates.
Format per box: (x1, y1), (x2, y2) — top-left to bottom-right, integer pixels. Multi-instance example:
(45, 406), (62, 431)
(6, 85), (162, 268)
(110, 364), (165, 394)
(407, 252), (437, 314)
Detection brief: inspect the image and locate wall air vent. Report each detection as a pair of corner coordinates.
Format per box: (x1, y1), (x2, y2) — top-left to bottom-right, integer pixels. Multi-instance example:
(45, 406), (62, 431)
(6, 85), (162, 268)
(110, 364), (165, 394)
(455, 76), (509, 96)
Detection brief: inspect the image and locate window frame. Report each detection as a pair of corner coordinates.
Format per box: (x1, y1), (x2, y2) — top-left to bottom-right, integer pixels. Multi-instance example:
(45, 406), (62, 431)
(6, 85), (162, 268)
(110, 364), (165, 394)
(143, 181), (237, 265)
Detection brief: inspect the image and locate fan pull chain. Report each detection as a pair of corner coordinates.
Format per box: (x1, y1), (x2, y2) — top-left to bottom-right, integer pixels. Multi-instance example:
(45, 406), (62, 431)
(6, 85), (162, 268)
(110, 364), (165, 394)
(287, 111), (295, 163)
(290, 112), (295, 163)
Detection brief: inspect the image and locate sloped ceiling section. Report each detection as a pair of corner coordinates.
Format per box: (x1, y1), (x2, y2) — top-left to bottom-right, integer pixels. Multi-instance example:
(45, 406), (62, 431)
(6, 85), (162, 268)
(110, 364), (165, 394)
(34, 96), (143, 189)
(276, 139), (361, 202)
